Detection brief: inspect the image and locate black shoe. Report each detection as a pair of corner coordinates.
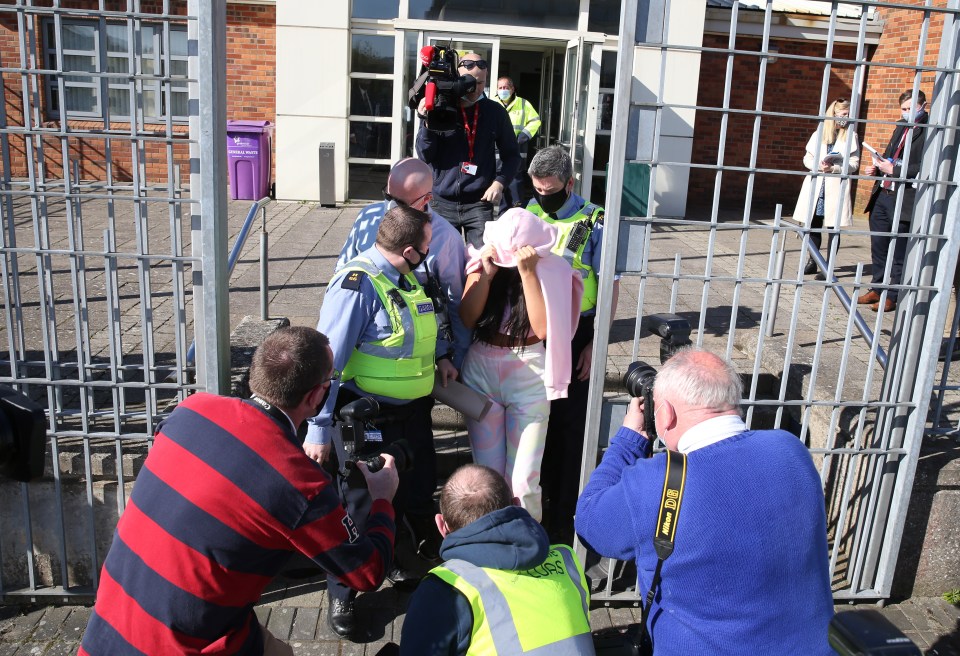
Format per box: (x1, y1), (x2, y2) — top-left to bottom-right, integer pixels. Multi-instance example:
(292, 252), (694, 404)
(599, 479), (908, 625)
(386, 565), (421, 591)
(404, 513), (442, 561)
(804, 260), (818, 276)
(327, 597), (357, 638)
(815, 270), (827, 281)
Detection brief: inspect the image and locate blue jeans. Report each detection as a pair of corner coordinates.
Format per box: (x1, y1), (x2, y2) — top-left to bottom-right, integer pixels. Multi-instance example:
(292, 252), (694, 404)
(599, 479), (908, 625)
(431, 196), (494, 249)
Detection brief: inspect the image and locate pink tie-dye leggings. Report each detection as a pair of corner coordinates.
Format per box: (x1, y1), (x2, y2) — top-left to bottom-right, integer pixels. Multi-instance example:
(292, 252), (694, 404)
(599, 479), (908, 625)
(461, 340), (550, 521)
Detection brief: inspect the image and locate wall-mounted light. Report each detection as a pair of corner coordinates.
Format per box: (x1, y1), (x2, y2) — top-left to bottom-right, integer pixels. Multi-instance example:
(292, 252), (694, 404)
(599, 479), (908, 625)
(766, 45), (780, 65)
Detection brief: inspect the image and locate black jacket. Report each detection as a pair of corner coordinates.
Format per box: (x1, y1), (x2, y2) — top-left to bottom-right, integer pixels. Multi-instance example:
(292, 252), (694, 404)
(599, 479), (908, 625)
(865, 112), (928, 218)
(416, 97), (521, 205)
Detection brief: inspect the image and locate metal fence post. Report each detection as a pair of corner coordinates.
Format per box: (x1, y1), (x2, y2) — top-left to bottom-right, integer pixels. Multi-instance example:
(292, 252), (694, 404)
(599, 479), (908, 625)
(188, 0), (229, 394)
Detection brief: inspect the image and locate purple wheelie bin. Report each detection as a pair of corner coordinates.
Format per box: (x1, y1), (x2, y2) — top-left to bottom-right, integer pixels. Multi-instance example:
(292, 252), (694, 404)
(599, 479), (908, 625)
(226, 120), (274, 200)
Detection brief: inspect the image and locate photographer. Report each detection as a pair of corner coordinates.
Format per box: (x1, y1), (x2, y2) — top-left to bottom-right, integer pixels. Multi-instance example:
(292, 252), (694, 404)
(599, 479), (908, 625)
(306, 205), (457, 639)
(80, 327), (398, 656)
(576, 348), (835, 655)
(416, 52), (521, 248)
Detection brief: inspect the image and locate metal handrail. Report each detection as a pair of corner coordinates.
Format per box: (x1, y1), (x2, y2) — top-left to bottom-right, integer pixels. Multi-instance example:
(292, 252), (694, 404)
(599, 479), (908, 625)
(186, 197), (272, 365)
(768, 216), (887, 369)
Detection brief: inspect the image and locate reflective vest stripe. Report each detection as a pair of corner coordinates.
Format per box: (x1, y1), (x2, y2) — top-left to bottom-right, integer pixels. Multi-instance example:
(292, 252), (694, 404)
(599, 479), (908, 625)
(557, 546), (590, 618)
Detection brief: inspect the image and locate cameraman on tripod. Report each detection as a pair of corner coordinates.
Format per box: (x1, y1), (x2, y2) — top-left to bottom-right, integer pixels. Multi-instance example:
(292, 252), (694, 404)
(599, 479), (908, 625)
(416, 52), (521, 248)
(306, 205), (457, 640)
(576, 348), (835, 655)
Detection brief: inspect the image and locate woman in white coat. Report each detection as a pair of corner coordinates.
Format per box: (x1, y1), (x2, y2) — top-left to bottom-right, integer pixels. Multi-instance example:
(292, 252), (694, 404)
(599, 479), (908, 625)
(793, 98), (859, 279)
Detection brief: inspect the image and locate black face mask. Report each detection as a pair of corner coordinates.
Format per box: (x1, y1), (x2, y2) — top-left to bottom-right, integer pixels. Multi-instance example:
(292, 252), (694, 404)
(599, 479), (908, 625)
(402, 246), (429, 272)
(535, 187), (569, 215)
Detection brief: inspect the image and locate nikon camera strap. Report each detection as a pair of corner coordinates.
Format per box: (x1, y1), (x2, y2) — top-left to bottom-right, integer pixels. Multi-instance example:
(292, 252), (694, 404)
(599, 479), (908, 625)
(639, 449), (688, 647)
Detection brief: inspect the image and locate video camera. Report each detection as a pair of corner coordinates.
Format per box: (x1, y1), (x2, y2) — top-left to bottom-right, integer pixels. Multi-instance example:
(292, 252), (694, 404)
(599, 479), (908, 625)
(622, 314), (692, 439)
(409, 42), (477, 132)
(0, 385), (46, 482)
(337, 397), (413, 474)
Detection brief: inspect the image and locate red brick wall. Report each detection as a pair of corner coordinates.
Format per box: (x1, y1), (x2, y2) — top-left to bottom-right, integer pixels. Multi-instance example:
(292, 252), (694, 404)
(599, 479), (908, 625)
(688, 35), (858, 215)
(853, 1), (945, 212)
(0, 1), (276, 186)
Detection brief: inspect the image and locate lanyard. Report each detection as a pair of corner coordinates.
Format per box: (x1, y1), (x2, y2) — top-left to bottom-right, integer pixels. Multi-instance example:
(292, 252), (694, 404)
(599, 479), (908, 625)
(460, 104), (479, 163)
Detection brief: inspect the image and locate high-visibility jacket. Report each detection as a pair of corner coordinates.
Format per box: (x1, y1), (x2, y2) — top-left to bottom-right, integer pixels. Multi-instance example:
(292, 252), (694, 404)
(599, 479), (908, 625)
(499, 95), (541, 143)
(430, 545), (596, 655)
(527, 201), (603, 313)
(339, 256), (438, 399)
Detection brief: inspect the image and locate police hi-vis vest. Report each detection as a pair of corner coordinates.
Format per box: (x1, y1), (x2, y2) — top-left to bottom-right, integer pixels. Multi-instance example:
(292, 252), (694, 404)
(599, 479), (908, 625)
(431, 545), (595, 655)
(339, 257), (438, 400)
(528, 201), (602, 313)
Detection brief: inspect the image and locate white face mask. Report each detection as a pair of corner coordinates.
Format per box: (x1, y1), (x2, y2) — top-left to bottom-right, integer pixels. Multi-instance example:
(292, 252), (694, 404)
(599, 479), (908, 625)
(497, 89), (511, 101)
(836, 119), (848, 128)
(902, 104), (926, 122)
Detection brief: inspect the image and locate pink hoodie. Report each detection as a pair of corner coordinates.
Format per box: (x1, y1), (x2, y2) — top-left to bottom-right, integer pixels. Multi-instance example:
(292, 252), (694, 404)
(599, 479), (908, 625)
(466, 208), (584, 400)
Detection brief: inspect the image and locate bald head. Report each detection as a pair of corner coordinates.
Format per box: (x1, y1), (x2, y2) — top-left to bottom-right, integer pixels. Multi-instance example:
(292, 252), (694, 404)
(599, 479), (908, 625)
(654, 348), (742, 413)
(386, 157), (433, 209)
(439, 464), (513, 533)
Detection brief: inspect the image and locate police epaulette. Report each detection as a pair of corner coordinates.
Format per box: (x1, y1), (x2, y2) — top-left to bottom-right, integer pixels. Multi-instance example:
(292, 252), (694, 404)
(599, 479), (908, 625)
(340, 270), (366, 291)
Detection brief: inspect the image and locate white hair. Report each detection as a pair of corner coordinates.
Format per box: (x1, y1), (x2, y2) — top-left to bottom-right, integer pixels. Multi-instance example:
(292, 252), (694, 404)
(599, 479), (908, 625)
(653, 347), (742, 412)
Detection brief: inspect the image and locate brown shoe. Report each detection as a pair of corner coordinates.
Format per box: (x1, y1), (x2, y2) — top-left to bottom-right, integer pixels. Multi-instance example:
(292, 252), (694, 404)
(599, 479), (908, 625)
(870, 299), (896, 312)
(857, 290), (881, 305)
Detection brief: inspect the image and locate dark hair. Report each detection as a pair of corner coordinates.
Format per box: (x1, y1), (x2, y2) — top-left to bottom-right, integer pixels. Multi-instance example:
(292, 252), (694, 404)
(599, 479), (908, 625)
(440, 464), (513, 533)
(248, 327), (331, 408)
(899, 90), (927, 106)
(473, 267), (532, 348)
(376, 205), (431, 253)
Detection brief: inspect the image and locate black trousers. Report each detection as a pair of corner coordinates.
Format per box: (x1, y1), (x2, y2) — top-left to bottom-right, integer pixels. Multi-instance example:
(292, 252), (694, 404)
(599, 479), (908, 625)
(541, 314), (595, 536)
(868, 190), (909, 301)
(326, 388), (435, 602)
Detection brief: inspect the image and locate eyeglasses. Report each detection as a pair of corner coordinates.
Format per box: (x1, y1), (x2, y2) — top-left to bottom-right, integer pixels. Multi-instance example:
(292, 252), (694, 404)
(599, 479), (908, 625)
(324, 369), (341, 384)
(383, 188), (432, 210)
(459, 59), (488, 71)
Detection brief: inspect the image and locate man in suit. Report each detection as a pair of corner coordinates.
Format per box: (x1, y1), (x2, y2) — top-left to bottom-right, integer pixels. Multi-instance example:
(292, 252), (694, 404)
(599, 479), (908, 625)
(857, 89), (928, 312)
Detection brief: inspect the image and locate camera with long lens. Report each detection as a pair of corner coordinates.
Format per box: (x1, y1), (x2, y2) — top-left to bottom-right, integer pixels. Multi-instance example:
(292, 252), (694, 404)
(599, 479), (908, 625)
(337, 397), (413, 474)
(622, 314), (693, 440)
(0, 385), (46, 482)
(409, 42), (478, 132)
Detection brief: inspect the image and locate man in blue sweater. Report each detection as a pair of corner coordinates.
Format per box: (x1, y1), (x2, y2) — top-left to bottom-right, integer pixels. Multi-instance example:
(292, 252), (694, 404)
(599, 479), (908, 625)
(576, 348), (835, 655)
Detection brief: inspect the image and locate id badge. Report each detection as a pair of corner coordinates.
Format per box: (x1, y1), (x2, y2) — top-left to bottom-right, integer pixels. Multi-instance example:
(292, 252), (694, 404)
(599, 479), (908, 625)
(364, 430), (383, 444)
(461, 162), (478, 176)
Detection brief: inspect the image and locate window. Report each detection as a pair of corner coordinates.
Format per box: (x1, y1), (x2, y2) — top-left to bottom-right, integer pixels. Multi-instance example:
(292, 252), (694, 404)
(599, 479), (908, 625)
(44, 19), (188, 122)
(349, 32), (394, 166)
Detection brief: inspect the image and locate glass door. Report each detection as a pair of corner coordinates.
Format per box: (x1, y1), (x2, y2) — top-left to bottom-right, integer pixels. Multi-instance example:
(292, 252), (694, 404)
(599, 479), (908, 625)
(558, 37), (583, 150)
(537, 49), (555, 151)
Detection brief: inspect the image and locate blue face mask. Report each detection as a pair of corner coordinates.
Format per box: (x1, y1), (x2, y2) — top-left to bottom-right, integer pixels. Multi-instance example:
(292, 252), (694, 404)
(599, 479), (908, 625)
(497, 89), (511, 102)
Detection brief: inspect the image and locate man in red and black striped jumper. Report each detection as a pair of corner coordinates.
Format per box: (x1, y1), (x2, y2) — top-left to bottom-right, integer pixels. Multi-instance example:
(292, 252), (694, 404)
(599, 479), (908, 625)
(79, 327), (399, 655)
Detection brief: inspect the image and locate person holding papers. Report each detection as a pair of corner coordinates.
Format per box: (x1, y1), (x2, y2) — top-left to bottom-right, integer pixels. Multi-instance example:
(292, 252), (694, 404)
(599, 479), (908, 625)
(793, 98), (859, 280)
(858, 90), (929, 312)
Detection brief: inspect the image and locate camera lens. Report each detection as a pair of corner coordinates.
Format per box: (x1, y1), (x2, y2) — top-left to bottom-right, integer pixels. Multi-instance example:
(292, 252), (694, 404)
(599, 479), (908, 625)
(623, 361), (657, 398)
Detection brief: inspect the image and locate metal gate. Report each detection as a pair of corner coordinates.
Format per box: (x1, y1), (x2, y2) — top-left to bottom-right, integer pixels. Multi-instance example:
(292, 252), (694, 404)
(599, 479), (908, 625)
(0, 1), (227, 597)
(583, 0), (960, 602)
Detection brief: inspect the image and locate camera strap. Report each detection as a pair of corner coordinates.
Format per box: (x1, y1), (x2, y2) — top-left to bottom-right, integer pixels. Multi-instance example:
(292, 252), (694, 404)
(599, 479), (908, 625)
(639, 449), (687, 647)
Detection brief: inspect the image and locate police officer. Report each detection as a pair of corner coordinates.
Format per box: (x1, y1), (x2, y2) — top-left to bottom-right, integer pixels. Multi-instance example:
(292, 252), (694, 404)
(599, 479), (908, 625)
(526, 145), (620, 544)
(305, 205), (458, 639)
(496, 76), (541, 211)
(399, 464), (595, 655)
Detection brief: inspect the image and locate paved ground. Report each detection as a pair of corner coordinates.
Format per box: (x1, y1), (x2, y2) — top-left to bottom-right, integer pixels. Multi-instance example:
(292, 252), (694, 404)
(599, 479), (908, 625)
(2, 199), (959, 654)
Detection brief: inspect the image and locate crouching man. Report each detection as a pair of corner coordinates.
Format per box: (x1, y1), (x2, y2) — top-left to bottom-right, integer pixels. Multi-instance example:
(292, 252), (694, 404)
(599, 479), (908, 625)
(400, 464), (595, 655)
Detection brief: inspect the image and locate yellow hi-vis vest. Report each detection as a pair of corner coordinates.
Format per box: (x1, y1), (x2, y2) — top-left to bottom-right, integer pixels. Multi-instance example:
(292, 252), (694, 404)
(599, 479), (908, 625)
(499, 95), (541, 142)
(527, 202), (603, 313)
(430, 545), (596, 655)
(339, 257), (438, 399)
